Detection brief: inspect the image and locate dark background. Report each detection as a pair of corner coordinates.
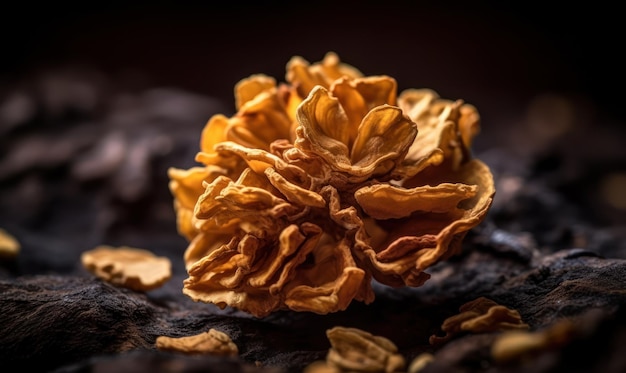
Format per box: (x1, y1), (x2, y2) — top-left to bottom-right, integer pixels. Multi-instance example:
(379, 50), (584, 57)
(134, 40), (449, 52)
(1, 1), (625, 233)
(2, 1), (623, 118)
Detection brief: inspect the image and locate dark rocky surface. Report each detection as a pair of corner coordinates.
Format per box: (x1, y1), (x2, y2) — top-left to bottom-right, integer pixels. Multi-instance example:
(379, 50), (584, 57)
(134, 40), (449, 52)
(1, 22), (626, 371)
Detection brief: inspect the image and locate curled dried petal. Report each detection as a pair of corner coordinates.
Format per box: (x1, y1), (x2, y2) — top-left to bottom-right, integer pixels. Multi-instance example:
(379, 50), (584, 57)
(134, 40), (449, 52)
(286, 52), (363, 99)
(296, 86), (416, 181)
(235, 74), (276, 110)
(355, 183), (478, 220)
(356, 159), (494, 286)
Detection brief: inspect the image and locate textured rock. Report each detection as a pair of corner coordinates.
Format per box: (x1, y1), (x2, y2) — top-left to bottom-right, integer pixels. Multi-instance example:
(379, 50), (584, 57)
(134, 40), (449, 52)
(1, 68), (625, 373)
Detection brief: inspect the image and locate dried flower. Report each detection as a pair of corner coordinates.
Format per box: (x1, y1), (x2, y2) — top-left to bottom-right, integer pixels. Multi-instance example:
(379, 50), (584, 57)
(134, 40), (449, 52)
(168, 52), (495, 317)
(156, 328), (238, 356)
(430, 297), (529, 346)
(81, 245), (172, 291)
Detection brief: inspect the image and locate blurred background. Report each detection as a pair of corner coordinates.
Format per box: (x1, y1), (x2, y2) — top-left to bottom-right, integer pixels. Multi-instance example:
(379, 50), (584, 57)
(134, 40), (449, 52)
(1, 1), (625, 276)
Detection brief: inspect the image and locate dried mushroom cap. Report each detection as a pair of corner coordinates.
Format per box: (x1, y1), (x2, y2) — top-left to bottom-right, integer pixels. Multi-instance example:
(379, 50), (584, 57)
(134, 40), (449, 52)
(325, 326), (405, 372)
(0, 228), (20, 259)
(168, 52), (496, 317)
(81, 245), (172, 292)
(430, 297), (529, 346)
(156, 328), (238, 356)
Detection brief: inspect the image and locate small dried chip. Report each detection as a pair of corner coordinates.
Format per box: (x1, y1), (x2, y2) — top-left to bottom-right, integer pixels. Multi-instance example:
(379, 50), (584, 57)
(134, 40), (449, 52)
(156, 328), (238, 356)
(491, 319), (577, 363)
(0, 228), (20, 259)
(81, 245), (172, 291)
(325, 326), (405, 372)
(430, 297), (529, 345)
(407, 353), (434, 373)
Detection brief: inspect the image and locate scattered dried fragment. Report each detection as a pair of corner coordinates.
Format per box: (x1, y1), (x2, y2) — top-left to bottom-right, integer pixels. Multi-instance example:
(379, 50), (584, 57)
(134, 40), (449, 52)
(81, 245), (171, 291)
(407, 353), (434, 373)
(491, 318), (577, 364)
(430, 297), (529, 345)
(156, 328), (238, 356)
(168, 52), (495, 317)
(0, 228), (20, 259)
(323, 326), (406, 372)
(303, 360), (340, 373)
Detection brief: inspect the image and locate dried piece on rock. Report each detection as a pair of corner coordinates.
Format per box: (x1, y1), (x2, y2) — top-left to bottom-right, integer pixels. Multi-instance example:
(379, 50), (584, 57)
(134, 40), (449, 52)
(0, 228), (20, 259)
(430, 297), (529, 345)
(491, 319), (578, 364)
(81, 245), (172, 291)
(324, 326), (405, 372)
(156, 328), (238, 356)
(407, 353), (434, 373)
(302, 361), (340, 373)
(168, 52), (495, 317)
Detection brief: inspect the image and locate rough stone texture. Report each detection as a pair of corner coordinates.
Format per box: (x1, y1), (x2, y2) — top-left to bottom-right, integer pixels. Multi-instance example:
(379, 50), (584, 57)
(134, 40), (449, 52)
(1, 68), (626, 373)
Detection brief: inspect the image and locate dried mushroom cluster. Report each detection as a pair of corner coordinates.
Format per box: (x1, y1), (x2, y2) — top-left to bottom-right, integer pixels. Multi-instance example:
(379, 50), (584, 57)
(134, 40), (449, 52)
(168, 52), (495, 317)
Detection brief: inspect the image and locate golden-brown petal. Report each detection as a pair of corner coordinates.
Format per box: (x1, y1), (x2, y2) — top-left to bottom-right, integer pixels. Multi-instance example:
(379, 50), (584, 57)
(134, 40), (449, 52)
(251, 223), (322, 294)
(354, 183), (478, 220)
(397, 88), (441, 125)
(230, 89), (292, 150)
(328, 75), (398, 148)
(332, 75), (398, 110)
(356, 159), (494, 285)
(391, 148), (444, 180)
(350, 105), (417, 171)
(296, 85), (351, 161)
(194, 175), (295, 235)
(458, 103), (481, 148)
(184, 224), (324, 318)
(285, 237), (371, 314)
(316, 51), (364, 82)
(328, 78), (369, 143)
(168, 166), (227, 211)
(234, 74), (276, 110)
(265, 167), (326, 208)
(215, 141), (310, 186)
(200, 114), (229, 154)
(184, 231), (235, 270)
(286, 52), (363, 99)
